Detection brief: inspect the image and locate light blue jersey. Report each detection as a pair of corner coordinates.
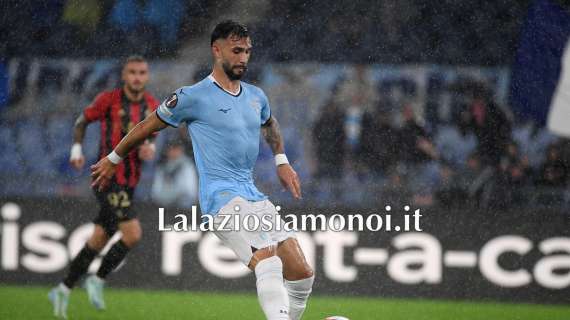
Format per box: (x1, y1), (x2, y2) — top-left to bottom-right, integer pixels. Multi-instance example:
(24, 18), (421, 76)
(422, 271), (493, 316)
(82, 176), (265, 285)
(156, 75), (271, 215)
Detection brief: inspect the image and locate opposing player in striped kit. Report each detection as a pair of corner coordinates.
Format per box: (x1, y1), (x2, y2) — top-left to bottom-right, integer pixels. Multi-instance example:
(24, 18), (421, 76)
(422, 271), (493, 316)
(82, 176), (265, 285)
(49, 56), (159, 319)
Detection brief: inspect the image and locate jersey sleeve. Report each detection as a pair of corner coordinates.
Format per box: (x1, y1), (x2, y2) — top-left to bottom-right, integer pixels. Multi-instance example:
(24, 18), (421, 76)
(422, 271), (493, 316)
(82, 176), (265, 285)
(259, 90), (272, 126)
(83, 92), (110, 122)
(156, 88), (193, 128)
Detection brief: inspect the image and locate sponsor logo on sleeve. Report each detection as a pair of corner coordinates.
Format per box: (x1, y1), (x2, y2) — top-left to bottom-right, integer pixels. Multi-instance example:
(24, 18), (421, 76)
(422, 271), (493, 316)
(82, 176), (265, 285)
(165, 93), (178, 109)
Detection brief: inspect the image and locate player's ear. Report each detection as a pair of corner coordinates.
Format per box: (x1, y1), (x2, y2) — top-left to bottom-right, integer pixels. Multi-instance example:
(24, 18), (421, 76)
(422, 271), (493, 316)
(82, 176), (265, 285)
(211, 42), (223, 61)
(121, 66), (128, 82)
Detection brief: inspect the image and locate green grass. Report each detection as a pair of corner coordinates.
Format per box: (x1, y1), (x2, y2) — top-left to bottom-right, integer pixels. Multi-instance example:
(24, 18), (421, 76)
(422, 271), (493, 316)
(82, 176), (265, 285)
(0, 285), (569, 320)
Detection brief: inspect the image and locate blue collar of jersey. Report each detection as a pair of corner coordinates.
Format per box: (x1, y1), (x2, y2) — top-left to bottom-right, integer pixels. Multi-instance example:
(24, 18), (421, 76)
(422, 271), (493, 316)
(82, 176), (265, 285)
(208, 74), (242, 97)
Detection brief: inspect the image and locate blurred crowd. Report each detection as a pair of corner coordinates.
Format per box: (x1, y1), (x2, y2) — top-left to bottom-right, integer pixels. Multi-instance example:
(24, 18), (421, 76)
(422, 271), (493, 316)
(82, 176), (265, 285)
(2, 0), (530, 65)
(310, 80), (569, 209)
(1, 0), (213, 58)
(252, 0), (529, 64)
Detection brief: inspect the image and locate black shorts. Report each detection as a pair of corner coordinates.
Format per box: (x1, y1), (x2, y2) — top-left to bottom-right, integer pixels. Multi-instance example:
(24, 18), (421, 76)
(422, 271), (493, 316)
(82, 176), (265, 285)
(93, 184), (136, 236)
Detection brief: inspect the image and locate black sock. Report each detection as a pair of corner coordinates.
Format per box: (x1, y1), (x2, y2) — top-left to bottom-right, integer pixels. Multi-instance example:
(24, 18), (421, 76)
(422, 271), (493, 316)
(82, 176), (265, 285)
(96, 240), (131, 279)
(62, 245), (99, 288)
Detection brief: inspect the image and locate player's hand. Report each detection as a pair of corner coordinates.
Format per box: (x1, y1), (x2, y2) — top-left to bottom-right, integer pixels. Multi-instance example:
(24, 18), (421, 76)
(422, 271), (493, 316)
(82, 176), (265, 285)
(138, 141), (156, 161)
(90, 157), (116, 191)
(70, 156), (85, 170)
(277, 164), (302, 199)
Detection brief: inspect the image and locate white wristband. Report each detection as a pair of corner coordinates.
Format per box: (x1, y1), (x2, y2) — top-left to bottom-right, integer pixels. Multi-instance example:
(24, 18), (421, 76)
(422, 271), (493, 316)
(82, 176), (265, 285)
(275, 154), (289, 166)
(107, 151), (123, 164)
(70, 143), (83, 160)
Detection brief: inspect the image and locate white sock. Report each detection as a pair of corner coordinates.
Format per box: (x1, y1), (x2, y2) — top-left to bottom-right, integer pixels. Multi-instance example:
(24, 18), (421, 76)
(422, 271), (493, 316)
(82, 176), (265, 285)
(58, 283), (71, 295)
(285, 275), (314, 320)
(94, 275), (105, 284)
(254, 256), (290, 320)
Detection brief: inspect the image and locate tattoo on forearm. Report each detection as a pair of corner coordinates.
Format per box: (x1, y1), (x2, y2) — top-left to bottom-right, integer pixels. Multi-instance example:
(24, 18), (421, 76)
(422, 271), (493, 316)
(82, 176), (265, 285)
(262, 116), (285, 154)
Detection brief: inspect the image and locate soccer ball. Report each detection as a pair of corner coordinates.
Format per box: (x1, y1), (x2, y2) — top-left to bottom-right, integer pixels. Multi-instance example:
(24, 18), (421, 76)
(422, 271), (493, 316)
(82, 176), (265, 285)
(325, 317), (349, 320)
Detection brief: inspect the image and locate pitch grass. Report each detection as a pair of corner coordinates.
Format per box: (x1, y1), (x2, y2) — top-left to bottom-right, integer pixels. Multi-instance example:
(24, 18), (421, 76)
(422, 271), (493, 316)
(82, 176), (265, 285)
(0, 285), (569, 320)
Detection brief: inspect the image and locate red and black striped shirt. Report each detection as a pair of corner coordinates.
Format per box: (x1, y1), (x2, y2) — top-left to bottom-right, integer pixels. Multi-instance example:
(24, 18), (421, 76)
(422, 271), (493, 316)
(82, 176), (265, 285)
(84, 88), (159, 188)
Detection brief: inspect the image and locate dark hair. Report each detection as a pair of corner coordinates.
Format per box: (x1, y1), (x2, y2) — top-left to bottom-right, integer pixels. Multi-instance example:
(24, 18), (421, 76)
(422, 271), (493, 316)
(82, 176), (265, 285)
(210, 20), (249, 46)
(123, 55), (147, 66)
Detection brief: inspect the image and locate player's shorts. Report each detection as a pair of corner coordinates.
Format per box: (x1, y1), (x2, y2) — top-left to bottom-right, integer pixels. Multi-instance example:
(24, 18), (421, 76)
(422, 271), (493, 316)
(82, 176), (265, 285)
(212, 196), (296, 266)
(93, 184), (136, 236)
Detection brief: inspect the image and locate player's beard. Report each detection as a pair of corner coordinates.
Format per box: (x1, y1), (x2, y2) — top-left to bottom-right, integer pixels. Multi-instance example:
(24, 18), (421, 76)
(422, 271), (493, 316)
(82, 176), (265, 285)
(125, 83), (144, 95)
(223, 61), (247, 80)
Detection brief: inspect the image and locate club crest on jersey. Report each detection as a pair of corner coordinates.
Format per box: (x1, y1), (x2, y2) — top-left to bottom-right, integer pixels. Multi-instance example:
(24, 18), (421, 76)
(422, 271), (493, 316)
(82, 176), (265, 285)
(165, 93), (178, 108)
(250, 99), (261, 115)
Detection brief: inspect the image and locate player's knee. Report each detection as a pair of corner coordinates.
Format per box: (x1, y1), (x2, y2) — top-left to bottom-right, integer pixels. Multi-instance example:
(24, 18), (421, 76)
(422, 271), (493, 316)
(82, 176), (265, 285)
(87, 238), (106, 252)
(124, 232), (142, 247)
(87, 228), (108, 251)
(119, 219), (142, 247)
(121, 227), (142, 247)
(299, 266), (314, 280)
(287, 265), (314, 281)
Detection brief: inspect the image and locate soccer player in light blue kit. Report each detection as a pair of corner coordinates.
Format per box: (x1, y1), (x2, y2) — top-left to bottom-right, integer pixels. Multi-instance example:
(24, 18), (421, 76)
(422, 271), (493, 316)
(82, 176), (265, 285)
(91, 21), (314, 320)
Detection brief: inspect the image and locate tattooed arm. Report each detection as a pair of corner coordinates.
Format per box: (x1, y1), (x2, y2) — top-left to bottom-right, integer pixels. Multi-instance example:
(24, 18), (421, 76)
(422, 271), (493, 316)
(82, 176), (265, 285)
(261, 115), (285, 154)
(262, 116), (301, 199)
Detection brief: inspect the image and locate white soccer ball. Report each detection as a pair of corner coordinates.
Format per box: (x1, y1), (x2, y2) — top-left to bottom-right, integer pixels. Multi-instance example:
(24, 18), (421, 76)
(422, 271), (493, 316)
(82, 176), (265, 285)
(325, 317), (350, 320)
